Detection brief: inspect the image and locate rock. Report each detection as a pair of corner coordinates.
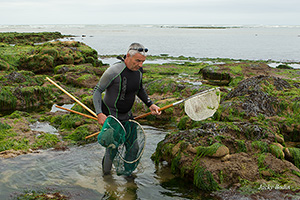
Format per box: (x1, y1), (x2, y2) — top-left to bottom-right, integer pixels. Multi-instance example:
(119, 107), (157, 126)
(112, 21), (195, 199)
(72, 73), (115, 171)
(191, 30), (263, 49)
(224, 75), (291, 118)
(0, 149), (26, 158)
(187, 144), (197, 154)
(0, 59), (10, 70)
(200, 66), (231, 86)
(275, 134), (285, 144)
(284, 148), (292, 160)
(270, 143), (285, 159)
(260, 170), (272, 177)
(210, 145), (229, 158)
(221, 154), (231, 162)
(272, 142), (284, 150)
(5, 72), (26, 83)
(172, 142), (181, 156)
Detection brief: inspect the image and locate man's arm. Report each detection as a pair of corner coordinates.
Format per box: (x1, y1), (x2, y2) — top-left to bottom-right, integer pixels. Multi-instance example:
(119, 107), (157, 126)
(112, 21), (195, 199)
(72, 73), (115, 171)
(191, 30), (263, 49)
(93, 63), (124, 124)
(137, 85), (161, 116)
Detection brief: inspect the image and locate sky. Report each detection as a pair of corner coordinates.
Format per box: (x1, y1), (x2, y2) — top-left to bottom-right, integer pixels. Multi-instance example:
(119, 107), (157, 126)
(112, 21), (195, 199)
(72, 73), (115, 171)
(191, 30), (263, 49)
(1, 0), (300, 25)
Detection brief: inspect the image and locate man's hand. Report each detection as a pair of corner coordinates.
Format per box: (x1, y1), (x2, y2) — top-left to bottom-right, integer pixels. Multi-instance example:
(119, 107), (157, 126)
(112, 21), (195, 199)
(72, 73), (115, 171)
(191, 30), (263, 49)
(97, 113), (107, 125)
(149, 104), (162, 115)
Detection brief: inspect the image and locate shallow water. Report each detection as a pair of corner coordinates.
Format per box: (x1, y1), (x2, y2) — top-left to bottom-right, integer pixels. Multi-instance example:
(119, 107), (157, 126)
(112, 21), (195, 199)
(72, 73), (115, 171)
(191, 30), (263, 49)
(0, 126), (215, 200)
(29, 121), (59, 135)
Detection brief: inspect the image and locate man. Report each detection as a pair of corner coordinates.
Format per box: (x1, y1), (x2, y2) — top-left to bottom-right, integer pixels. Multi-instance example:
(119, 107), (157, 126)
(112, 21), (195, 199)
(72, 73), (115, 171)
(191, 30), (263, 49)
(93, 43), (161, 175)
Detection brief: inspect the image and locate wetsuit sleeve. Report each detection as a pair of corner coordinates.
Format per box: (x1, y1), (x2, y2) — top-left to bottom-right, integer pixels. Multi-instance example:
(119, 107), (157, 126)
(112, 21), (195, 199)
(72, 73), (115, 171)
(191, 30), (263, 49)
(137, 70), (153, 107)
(137, 86), (153, 107)
(93, 65), (120, 115)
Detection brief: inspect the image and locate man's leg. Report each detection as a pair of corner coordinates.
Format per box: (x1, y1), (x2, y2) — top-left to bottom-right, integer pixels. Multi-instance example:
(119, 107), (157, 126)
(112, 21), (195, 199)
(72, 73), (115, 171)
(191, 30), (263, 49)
(102, 147), (116, 175)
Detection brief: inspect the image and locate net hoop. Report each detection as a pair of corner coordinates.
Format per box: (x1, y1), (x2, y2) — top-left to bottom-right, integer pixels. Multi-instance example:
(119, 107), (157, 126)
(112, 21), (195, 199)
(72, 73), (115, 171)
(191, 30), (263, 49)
(109, 115), (126, 133)
(117, 119), (146, 164)
(184, 88), (220, 121)
(97, 115), (126, 148)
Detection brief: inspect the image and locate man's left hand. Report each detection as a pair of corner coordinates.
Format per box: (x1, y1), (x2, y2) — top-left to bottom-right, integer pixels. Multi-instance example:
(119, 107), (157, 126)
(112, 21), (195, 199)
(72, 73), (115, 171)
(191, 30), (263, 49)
(149, 104), (162, 115)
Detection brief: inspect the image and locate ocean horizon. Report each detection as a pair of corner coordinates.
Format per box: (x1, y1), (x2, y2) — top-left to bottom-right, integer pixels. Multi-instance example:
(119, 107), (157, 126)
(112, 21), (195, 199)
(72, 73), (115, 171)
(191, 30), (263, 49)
(1, 24), (300, 65)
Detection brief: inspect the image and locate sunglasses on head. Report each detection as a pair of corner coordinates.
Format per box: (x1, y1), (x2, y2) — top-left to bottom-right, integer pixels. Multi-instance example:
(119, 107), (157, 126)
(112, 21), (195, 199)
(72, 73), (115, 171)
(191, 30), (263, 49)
(130, 47), (148, 52)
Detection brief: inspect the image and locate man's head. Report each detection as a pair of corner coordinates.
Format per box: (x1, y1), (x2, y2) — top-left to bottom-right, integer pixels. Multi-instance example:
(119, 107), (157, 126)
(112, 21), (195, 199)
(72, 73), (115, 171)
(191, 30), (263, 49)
(125, 43), (148, 71)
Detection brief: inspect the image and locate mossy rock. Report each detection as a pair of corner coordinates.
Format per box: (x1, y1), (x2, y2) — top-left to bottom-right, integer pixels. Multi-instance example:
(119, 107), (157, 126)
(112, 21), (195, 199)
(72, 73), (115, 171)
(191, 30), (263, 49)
(0, 32), (68, 44)
(17, 41), (99, 73)
(0, 59), (10, 71)
(85, 56), (96, 66)
(210, 145), (229, 158)
(289, 147), (300, 169)
(193, 165), (221, 191)
(269, 143), (284, 159)
(177, 116), (190, 130)
(276, 64), (293, 69)
(61, 54), (74, 65)
(4, 71), (26, 83)
(19, 54), (55, 73)
(0, 86), (17, 110)
(200, 66), (232, 85)
(40, 48), (59, 59)
(0, 42), (10, 47)
(196, 143), (227, 158)
(54, 64), (71, 74)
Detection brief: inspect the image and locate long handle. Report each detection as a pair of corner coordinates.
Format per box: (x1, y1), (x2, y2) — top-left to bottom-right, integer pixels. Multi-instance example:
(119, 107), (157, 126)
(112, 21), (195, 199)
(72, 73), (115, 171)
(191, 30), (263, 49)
(54, 105), (100, 139)
(133, 88), (218, 120)
(46, 77), (98, 118)
(134, 103), (175, 120)
(85, 131), (100, 139)
(55, 105), (98, 121)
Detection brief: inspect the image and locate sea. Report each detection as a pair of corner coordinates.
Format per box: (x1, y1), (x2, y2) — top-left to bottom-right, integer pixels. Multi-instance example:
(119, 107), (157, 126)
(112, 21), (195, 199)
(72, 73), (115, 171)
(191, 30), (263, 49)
(1, 24), (300, 68)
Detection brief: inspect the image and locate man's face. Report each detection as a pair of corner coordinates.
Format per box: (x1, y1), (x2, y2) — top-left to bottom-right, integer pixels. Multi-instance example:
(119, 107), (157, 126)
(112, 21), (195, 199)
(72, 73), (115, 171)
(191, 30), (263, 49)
(125, 53), (146, 71)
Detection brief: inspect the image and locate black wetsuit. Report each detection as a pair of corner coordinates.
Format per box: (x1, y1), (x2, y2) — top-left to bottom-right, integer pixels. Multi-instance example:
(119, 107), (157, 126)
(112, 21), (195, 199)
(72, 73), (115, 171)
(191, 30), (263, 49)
(93, 59), (153, 175)
(93, 60), (153, 121)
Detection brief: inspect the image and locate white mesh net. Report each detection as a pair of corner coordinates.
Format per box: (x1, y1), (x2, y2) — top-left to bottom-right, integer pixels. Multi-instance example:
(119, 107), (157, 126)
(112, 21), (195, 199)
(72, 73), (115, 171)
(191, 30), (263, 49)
(184, 88), (220, 121)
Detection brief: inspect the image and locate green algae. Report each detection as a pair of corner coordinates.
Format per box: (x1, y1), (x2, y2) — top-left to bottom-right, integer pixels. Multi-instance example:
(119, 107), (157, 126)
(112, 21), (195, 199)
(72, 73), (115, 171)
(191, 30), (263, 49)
(65, 124), (92, 144)
(252, 141), (269, 153)
(177, 116), (190, 130)
(236, 140), (247, 153)
(193, 165), (220, 191)
(171, 153), (182, 174)
(269, 144), (284, 159)
(13, 188), (69, 200)
(50, 113), (83, 130)
(257, 153), (267, 169)
(0, 32), (71, 44)
(77, 74), (93, 83)
(151, 139), (175, 165)
(33, 133), (60, 149)
(289, 148), (300, 169)
(0, 121), (59, 152)
(196, 142), (224, 158)
(0, 86), (17, 110)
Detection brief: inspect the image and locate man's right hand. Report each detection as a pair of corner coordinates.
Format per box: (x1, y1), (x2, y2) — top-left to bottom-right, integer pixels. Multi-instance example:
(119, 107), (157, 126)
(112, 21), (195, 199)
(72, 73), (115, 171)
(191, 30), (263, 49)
(97, 113), (107, 125)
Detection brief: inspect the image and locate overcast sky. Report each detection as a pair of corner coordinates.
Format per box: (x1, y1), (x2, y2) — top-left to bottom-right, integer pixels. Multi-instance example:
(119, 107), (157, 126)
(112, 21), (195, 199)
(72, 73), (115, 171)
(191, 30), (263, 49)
(1, 0), (299, 25)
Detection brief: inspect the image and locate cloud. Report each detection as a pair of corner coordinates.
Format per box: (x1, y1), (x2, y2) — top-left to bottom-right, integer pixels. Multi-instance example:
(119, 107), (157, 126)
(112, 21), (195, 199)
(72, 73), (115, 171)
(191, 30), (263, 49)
(0, 0), (299, 24)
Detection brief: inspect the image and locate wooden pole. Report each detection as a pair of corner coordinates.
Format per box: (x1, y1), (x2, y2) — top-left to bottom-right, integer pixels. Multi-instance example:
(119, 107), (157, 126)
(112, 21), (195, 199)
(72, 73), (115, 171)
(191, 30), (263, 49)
(85, 131), (100, 139)
(55, 105), (98, 121)
(46, 77), (98, 118)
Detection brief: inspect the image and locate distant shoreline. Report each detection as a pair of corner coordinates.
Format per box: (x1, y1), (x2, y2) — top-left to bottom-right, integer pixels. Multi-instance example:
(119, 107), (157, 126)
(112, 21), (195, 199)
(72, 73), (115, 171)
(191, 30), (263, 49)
(177, 26), (235, 29)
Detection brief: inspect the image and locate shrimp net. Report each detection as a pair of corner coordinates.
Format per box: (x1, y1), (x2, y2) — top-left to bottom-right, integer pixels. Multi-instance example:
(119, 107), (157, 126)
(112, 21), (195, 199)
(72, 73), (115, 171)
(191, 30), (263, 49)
(98, 116), (146, 176)
(184, 88), (220, 121)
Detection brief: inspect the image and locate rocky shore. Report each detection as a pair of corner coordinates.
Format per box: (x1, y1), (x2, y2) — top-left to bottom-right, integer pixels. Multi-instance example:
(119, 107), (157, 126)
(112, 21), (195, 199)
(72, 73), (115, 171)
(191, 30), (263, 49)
(1, 32), (300, 198)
